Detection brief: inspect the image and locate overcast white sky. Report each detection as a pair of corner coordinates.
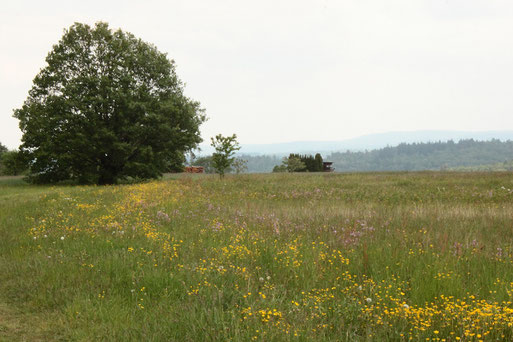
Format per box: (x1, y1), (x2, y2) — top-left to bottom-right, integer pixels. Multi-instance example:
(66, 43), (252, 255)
(1, 0), (513, 149)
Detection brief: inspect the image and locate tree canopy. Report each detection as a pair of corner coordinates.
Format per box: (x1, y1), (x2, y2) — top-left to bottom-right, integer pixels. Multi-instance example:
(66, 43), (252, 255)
(14, 22), (205, 184)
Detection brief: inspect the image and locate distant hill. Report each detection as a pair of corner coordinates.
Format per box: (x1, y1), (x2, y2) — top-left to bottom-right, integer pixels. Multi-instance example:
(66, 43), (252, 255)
(327, 139), (513, 172)
(197, 130), (513, 156)
(235, 139), (513, 173)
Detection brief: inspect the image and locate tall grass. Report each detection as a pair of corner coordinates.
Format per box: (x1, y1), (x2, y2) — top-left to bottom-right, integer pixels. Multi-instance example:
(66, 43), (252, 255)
(1, 172), (513, 341)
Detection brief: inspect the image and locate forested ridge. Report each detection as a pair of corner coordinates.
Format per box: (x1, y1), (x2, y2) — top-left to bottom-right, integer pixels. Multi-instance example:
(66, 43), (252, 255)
(238, 139), (513, 172)
(329, 139), (513, 172)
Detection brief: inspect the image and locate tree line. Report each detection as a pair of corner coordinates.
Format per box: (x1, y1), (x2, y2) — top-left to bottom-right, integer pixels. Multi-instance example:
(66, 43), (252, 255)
(327, 139), (513, 172)
(232, 139), (513, 173)
(329, 139), (513, 172)
(0, 143), (26, 176)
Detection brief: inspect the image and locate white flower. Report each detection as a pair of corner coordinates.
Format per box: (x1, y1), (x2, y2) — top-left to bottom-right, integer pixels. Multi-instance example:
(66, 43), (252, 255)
(60, 236), (65, 240)
(44, 235), (48, 238)
(259, 277), (264, 282)
(266, 276), (271, 281)
(33, 236), (37, 240)
(365, 297), (372, 303)
(402, 304), (409, 309)
(357, 286), (362, 291)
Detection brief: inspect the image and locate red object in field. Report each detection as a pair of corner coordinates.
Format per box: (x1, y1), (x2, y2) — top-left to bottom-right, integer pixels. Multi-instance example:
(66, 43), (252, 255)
(185, 166), (204, 173)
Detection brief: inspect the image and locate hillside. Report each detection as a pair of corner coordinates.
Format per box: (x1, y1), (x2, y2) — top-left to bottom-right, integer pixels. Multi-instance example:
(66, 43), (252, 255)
(328, 139), (513, 172)
(197, 130), (513, 156)
(238, 139), (513, 173)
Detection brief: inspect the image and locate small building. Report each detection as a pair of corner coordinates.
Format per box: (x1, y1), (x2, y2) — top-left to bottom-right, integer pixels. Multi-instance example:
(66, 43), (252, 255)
(323, 162), (334, 172)
(184, 166), (204, 173)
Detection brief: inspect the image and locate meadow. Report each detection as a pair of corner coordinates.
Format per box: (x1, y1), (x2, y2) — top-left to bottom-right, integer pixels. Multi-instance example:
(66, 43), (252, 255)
(1, 172), (513, 341)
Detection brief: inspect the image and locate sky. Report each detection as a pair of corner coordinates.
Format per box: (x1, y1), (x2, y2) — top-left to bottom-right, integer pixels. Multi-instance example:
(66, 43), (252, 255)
(1, 0), (513, 150)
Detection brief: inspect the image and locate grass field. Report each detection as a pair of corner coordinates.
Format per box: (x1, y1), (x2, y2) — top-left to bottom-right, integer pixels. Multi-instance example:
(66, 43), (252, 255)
(1, 172), (513, 341)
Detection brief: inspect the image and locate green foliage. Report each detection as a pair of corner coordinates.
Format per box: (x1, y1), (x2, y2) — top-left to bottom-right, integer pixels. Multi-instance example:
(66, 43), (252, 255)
(13, 22), (205, 185)
(0, 150), (27, 176)
(210, 134), (241, 177)
(300, 154), (316, 172)
(283, 155), (306, 172)
(191, 155), (246, 174)
(275, 153), (324, 172)
(232, 157), (248, 174)
(0, 142), (7, 175)
(272, 164), (287, 173)
(328, 139), (513, 172)
(314, 153), (323, 172)
(243, 154), (282, 173)
(192, 155), (215, 174)
(240, 140), (513, 173)
(0, 142), (7, 155)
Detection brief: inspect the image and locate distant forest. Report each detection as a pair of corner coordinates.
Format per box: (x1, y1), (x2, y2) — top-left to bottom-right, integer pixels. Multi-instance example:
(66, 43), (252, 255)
(243, 155), (283, 173)
(239, 139), (513, 173)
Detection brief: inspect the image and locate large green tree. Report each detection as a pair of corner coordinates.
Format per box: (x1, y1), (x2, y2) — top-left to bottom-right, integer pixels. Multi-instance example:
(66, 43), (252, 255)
(14, 22), (205, 184)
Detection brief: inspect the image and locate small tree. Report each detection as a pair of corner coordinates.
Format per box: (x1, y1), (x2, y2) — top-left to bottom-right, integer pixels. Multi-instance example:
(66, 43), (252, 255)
(272, 164), (287, 173)
(211, 134), (241, 177)
(284, 155), (306, 172)
(315, 153), (323, 172)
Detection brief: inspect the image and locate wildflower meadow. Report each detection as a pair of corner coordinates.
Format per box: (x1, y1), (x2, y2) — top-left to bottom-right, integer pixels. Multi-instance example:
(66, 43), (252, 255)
(1, 172), (513, 341)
